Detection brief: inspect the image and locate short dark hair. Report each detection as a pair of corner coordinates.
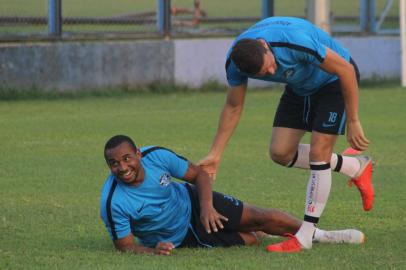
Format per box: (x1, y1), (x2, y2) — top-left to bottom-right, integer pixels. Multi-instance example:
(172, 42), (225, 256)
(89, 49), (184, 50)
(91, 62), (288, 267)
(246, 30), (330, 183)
(104, 135), (137, 160)
(230, 38), (267, 75)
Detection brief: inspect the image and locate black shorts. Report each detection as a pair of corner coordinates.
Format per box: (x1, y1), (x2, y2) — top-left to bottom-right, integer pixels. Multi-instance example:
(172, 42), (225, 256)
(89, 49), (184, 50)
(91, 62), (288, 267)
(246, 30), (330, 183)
(179, 184), (244, 248)
(273, 58), (360, 135)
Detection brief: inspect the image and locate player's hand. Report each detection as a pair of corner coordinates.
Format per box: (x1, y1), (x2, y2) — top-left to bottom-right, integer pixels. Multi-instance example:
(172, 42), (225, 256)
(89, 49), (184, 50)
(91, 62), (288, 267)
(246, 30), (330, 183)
(197, 155), (221, 181)
(200, 205), (228, 234)
(154, 242), (175, 255)
(347, 120), (370, 151)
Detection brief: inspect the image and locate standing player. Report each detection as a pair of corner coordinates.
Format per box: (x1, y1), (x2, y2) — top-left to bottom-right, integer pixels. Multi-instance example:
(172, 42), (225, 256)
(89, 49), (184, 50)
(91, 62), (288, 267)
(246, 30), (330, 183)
(198, 17), (374, 252)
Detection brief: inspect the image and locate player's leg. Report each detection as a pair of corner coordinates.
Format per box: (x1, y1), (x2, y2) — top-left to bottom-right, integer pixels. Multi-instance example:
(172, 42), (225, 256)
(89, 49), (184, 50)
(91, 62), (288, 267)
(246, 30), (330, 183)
(267, 131), (337, 252)
(238, 203), (301, 236)
(272, 81), (373, 212)
(284, 143), (366, 179)
(238, 232), (258, 246)
(272, 82), (371, 187)
(269, 127), (306, 165)
(269, 84), (363, 177)
(238, 203), (365, 246)
(270, 85), (307, 166)
(295, 131), (337, 247)
(287, 143), (374, 211)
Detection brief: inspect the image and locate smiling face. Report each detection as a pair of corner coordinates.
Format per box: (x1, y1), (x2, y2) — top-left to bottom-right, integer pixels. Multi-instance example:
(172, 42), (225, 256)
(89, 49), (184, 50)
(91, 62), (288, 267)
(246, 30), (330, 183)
(105, 141), (144, 186)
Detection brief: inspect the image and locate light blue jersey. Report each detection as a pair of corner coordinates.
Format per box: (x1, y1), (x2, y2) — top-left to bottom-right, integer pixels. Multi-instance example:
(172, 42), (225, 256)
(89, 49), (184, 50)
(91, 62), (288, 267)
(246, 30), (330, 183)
(100, 146), (190, 248)
(226, 17), (350, 96)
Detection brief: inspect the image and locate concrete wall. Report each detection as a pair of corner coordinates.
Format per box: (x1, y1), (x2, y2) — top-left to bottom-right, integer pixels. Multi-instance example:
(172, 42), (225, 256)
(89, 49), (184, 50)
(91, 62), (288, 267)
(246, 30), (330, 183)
(338, 37), (400, 79)
(0, 36), (401, 91)
(0, 40), (174, 91)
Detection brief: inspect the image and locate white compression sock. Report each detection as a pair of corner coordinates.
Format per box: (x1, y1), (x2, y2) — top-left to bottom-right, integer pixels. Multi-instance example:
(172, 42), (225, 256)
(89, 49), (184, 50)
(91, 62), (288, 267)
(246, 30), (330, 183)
(295, 221), (315, 249)
(296, 161), (332, 249)
(313, 228), (326, 241)
(288, 144), (360, 178)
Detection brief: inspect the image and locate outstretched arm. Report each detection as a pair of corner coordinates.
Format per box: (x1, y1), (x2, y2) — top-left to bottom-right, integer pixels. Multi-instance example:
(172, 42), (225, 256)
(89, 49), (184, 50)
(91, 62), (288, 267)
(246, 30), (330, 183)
(113, 234), (174, 255)
(198, 84), (247, 180)
(320, 48), (370, 151)
(183, 162), (228, 233)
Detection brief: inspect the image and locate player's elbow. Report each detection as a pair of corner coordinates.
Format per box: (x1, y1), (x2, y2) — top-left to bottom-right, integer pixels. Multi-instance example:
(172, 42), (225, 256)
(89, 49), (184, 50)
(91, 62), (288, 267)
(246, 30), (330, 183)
(337, 61), (355, 79)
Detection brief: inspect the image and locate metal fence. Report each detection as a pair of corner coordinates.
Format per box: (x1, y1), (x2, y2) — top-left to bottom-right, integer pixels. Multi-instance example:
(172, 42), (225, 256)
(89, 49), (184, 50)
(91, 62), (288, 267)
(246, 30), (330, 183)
(0, 0), (400, 41)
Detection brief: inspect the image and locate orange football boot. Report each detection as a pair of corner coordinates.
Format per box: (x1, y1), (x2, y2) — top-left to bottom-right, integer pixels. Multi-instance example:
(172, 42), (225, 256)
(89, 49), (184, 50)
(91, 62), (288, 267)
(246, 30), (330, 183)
(266, 234), (302, 253)
(348, 156), (374, 211)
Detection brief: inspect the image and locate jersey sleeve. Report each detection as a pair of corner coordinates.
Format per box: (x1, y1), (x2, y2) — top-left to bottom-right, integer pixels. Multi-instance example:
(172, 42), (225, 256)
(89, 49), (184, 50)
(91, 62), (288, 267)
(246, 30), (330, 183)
(101, 203), (132, 240)
(100, 180), (132, 240)
(225, 58), (248, 87)
(286, 32), (326, 65)
(154, 148), (189, 179)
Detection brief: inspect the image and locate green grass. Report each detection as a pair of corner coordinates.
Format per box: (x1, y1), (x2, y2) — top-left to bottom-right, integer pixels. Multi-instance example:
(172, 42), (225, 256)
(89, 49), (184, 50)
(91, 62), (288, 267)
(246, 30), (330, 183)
(1, 84), (406, 269)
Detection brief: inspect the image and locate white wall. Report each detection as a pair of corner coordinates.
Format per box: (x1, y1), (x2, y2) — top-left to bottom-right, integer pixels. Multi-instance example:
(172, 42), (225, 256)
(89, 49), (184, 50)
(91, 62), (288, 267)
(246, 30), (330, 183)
(174, 36), (401, 87)
(338, 37), (400, 79)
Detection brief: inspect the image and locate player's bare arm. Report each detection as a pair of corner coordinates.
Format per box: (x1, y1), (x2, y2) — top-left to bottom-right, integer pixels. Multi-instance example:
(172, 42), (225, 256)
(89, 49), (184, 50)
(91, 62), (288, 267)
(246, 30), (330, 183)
(319, 48), (370, 151)
(183, 162), (228, 233)
(198, 84), (247, 180)
(113, 234), (174, 255)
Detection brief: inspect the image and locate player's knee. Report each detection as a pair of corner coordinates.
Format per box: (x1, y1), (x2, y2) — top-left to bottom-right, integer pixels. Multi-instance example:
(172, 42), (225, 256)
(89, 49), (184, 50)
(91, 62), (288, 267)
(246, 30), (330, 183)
(309, 145), (333, 162)
(269, 147), (292, 166)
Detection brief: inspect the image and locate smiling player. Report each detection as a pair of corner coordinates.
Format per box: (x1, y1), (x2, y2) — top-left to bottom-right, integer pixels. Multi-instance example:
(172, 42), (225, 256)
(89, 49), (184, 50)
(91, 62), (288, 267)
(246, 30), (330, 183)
(100, 135), (365, 255)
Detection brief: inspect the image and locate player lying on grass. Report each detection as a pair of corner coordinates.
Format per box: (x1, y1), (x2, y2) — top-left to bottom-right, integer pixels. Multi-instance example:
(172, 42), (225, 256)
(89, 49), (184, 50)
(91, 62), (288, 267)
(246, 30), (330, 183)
(100, 135), (365, 255)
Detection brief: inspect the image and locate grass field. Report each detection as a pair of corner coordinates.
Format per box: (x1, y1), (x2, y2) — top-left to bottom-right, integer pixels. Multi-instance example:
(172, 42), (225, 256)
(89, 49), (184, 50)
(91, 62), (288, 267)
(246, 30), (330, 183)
(1, 84), (406, 269)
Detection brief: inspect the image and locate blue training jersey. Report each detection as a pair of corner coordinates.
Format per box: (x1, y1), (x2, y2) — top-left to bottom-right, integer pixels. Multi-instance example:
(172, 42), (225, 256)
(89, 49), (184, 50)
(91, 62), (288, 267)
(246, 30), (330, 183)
(226, 17), (351, 96)
(100, 146), (191, 248)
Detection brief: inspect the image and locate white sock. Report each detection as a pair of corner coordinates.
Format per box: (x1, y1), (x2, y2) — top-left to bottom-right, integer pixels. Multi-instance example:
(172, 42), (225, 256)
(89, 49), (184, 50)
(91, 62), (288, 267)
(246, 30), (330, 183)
(288, 144), (310, 168)
(288, 144), (361, 178)
(313, 228), (325, 242)
(336, 155), (360, 178)
(295, 221), (315, 249)
(296, 162), (332, 248)
(305, 162), (331, 218)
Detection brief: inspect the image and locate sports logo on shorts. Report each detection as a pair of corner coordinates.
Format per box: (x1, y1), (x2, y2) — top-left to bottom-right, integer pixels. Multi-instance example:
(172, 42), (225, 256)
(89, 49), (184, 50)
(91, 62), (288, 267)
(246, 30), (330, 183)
(322, 112), (338, 128)
(159, 173), (171, 186)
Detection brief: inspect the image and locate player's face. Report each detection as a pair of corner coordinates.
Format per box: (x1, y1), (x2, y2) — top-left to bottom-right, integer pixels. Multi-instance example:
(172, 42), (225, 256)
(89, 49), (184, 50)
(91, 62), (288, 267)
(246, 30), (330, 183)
(105, 142), (144, 186)
(256, 49), (277, 76)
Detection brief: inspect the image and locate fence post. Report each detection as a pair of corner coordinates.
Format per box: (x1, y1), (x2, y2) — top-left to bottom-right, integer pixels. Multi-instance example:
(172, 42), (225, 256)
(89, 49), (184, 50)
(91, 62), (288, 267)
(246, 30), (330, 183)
(48, 0), (62, 36)
(307, 0), (330, 33)
(401, 0), (406, 87)
(157, 0), (171, 38)
(360, 0), (376, 33)
(262, 0), (274, 19)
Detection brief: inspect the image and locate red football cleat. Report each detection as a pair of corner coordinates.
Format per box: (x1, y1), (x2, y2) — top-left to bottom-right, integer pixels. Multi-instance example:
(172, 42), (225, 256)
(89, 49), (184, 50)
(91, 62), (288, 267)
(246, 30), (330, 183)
(266, 234), (302, 253)
(342, 147), (363, 155)
(348, 156), (374, 211)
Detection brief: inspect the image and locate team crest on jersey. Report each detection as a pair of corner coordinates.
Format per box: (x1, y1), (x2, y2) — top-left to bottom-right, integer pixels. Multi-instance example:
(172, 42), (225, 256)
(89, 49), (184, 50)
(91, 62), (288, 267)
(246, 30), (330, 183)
(159, 173), (171, 186)
(283, 68), (295, 79)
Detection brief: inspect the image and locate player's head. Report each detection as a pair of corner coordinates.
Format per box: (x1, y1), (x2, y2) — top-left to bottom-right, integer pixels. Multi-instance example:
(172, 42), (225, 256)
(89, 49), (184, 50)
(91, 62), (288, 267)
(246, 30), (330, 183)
(104, 135), (144, 186)
(230, 38), (277, 76)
